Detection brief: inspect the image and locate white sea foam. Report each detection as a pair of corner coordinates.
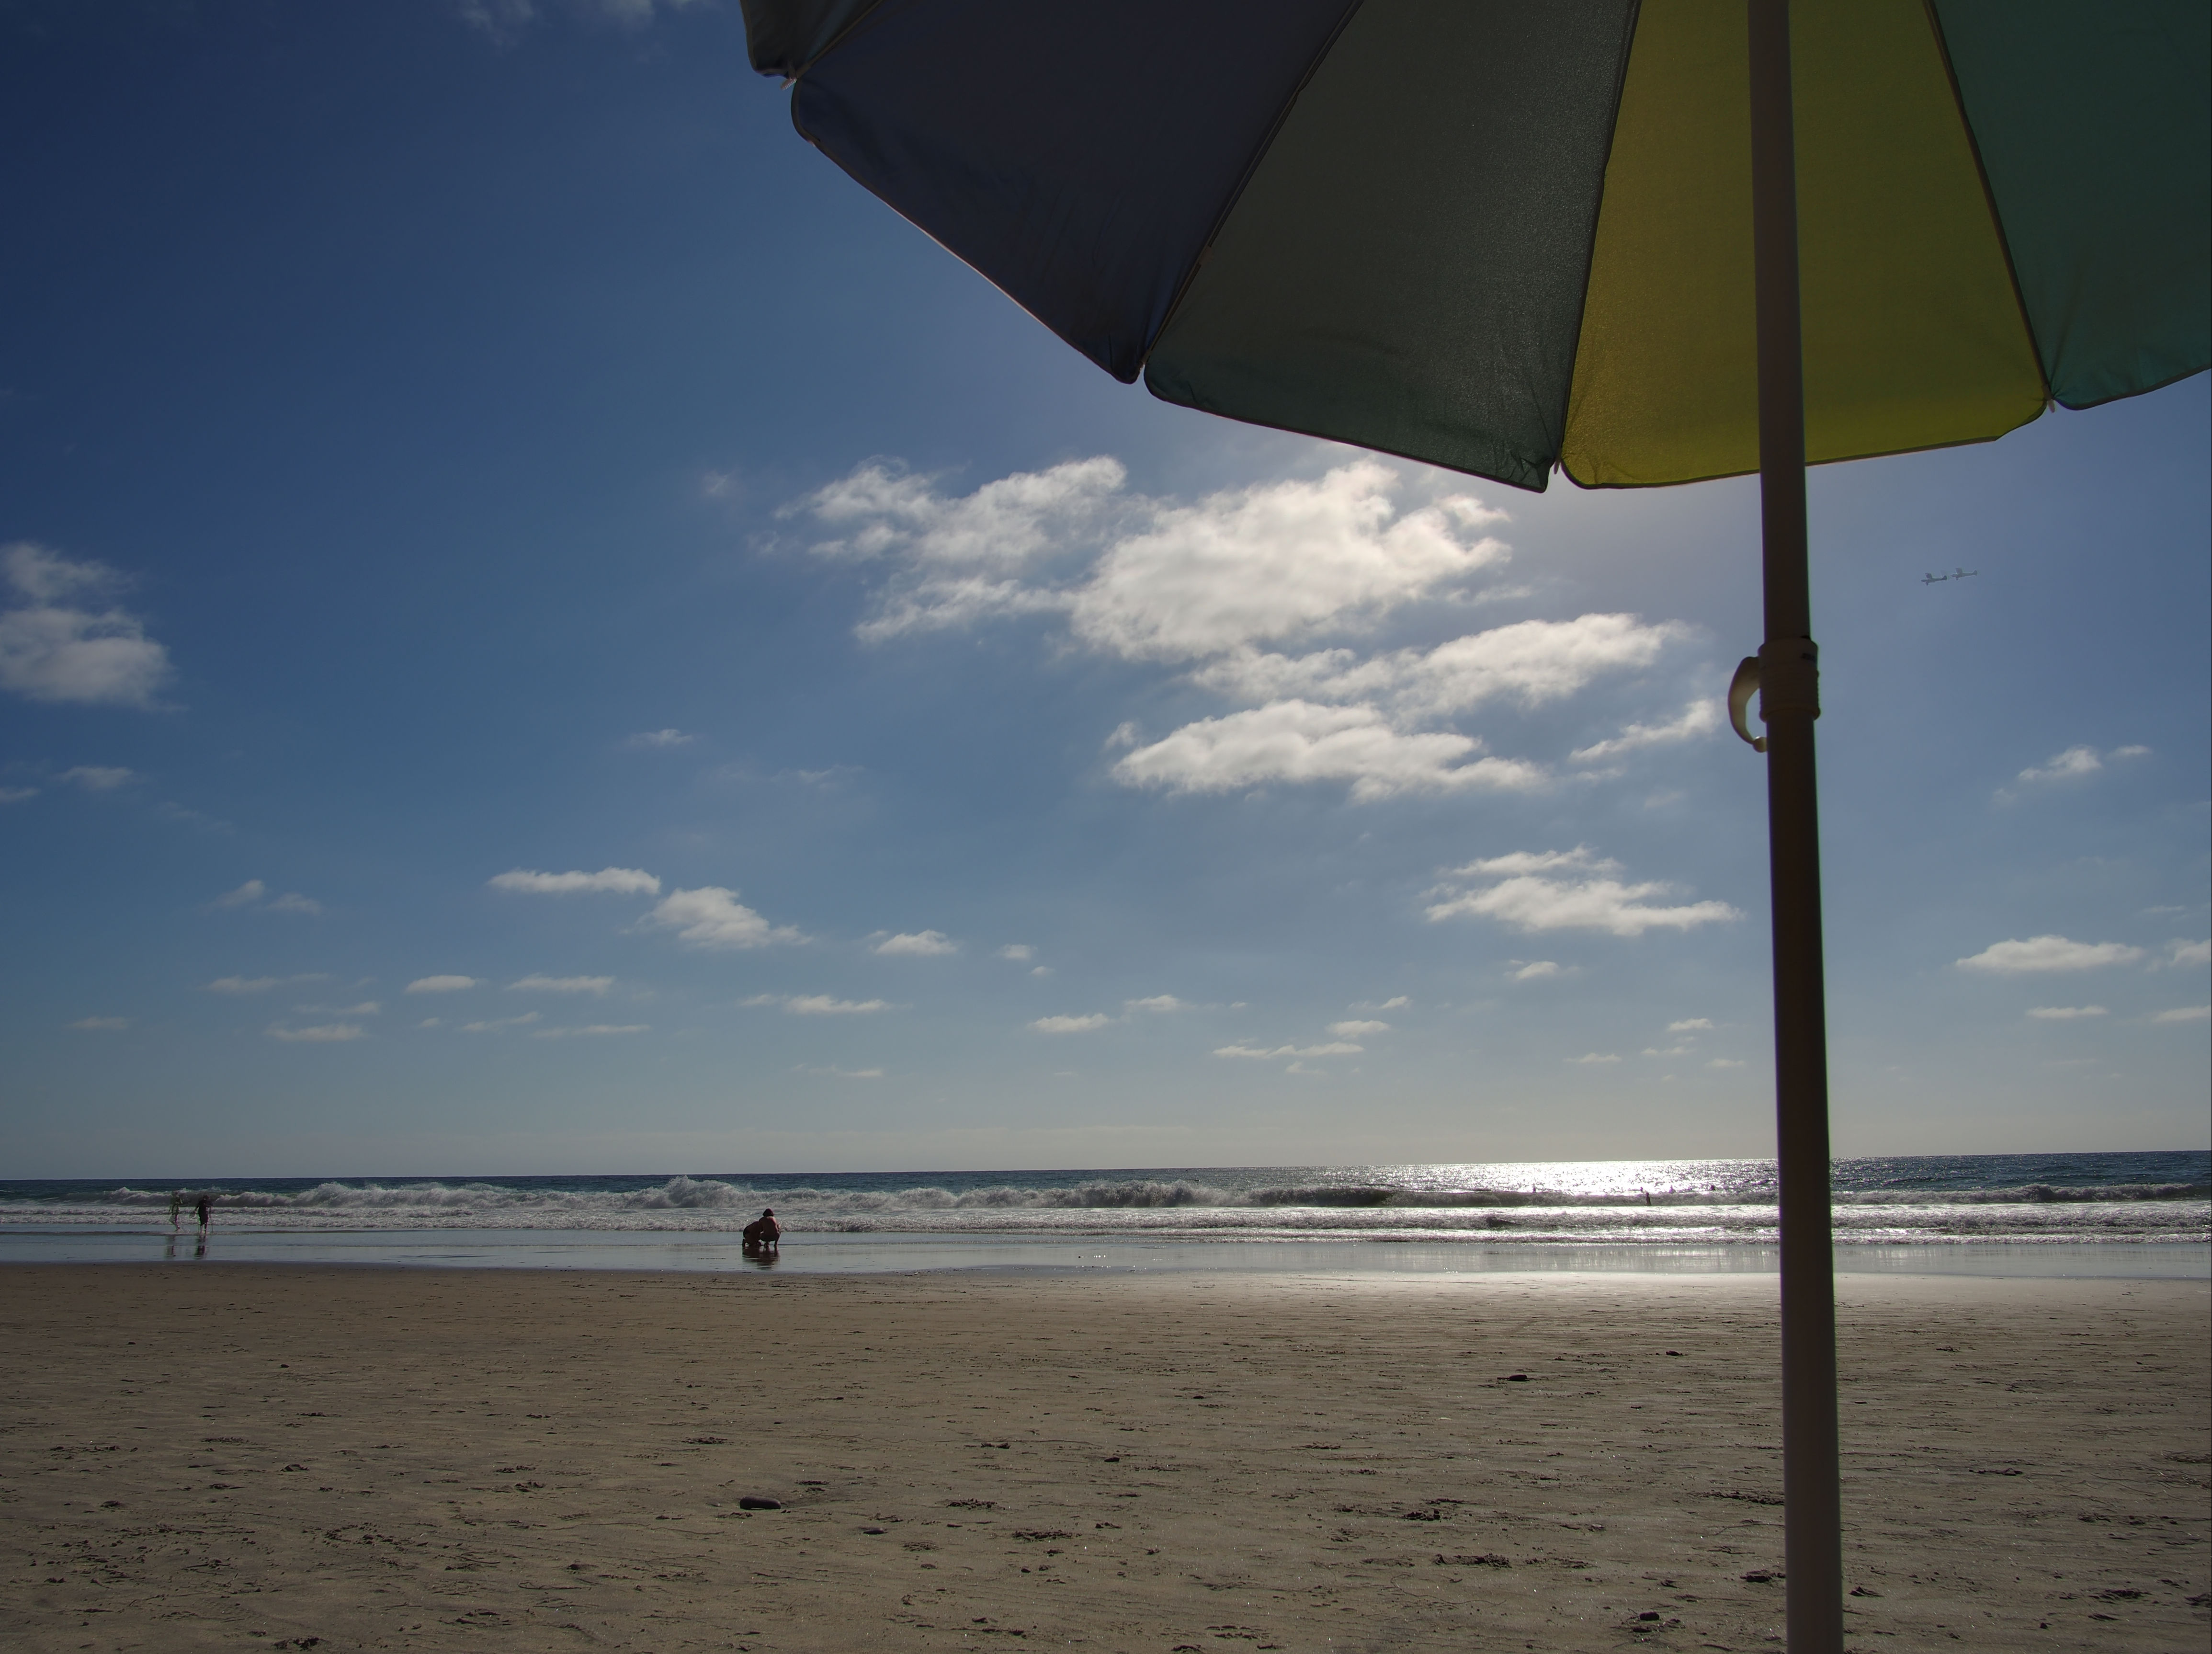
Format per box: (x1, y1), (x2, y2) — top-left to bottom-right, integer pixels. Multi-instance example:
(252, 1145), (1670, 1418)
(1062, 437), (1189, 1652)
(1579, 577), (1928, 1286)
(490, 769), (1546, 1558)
(6, 1169), (2202, 1245)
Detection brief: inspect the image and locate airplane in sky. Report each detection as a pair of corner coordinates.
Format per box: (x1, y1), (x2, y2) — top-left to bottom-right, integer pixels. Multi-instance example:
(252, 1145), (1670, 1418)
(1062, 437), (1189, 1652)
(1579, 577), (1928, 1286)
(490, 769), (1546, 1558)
(1922, 571), (1949, 585)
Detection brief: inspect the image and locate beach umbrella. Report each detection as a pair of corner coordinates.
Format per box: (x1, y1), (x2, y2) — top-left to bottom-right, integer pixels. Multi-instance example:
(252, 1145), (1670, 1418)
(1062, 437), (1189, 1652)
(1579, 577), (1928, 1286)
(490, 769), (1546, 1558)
(737, 2), (2210, 1646)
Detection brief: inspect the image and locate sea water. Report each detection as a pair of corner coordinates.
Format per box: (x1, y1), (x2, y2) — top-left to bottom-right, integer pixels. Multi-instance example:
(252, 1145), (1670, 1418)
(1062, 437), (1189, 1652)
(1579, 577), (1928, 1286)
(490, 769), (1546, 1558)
(0, 1152), (2202, 1275)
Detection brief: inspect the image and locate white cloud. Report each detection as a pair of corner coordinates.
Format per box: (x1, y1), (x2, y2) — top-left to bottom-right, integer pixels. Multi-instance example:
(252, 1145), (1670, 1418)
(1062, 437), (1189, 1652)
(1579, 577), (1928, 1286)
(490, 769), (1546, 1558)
(875, 930), (957, 956)
(801, 1064), (885, 1079)
(795, 458), (1510, 661)
(530, 1023), (650, 1038)
(1032, 1013), (1112, 1034)
(639, 887), (805, 950)
(1197, 615), (1686, 723)
(2027, 1005), (2107, 1020)
(1642, 1044), (1691, 1058)
(1571, 698), (1722, 763)
(1067, 463), (1508, 661)
(1565, 1052), (1621, 1065)
(489, 866), (661, 896)
(205, 974), (323, 994)
(266, 1022), (365, 1043)
(61, 765), (136, 791)
(406, 975), (480, 994)
(1668, 1017), (1715, 1032)
(0, 785), (37, 803)
(1707, 1057), (1745, 1069)
(1996, 743), (2150, 802)
(625, 729), (693, 749)
(0, 544), (172, 707)
(454, 0), (701, 43)
(1429, 847), (1739, 937)
(1372, 995), (1409, 1009)
(2150, 1005), (2210, 1024)
(1113, 700), (1544, 802)
(743, 994), (889, 1016)
(510, 974), (614, 994)
(998, 944), (1035, 961)
(2165, 939), (2211, 969)
(69, 1016), (130, 1031)
(209, 878), (318, 915)
(1214, 1041), (1363, 1060)
(1126, 995), (1185, 1014)
(460, 1012), (541, 1034)
(1329, 1019), (1390, 1037)
(1032, 965), (1053, 977)
(1508, 961), (1564, 981)
(1955, 936), (2146, 973)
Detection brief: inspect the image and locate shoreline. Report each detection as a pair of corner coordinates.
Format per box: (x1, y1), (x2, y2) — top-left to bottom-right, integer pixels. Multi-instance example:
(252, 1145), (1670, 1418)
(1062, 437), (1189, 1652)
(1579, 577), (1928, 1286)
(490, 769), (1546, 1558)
(1, 1226), (2206, 1279)
(3, 1263), (2205, 1651)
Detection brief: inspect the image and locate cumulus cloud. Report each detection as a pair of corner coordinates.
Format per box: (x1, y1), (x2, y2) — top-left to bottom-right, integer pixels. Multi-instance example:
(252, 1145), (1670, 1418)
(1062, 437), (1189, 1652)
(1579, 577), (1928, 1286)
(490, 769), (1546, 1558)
(0, 544), (172, 707)
(1126, 995), (1185, 1014)
(454, 0), (703, 43)
(2165, 939), (2211, 969)
(208, 878), (319, 915)
(875, 930), (957, 956)
(1708, 1057), (1745, 1069)
(530, 1023), (650, 1038)
(1066, 462), (1508, 661)
(1668, 1017), (1715, 1032)
(1565, 1052), (1621, 1065)
(266, 1022), (365, 1043)
(460, 1012), (541, 1034)
(998, 944), (1035, 961)
(1197, 615), (1686, 720)
(1508, 961), (1565, 981)
(1214, 1041), (1363, 1060)
(205, 974), (323, 994)
(2150, 1005), (2210, 1024)
(1428, 848), (1739, 937)
(639, 887), (805, 950)
(406, 975), (480, 994)
(1032, 1013), (1112, 1034)
(1996, 743), (2150, 802)
(69, 1016), (130, 1030)
(61, 765), (136, 791)
(625, 729), (692, 749)
(743, 994), (889, 1015)
(1329, 1019), (1390, 1037)
(1113, 701), (1544, 801)
(1571, 698), (1722, 763)
(510, 974), (613, 994)
(2027, 1005), (2106, 1020)
(793, 458), (1712, 806)
(489, 866), (660, 896)
(1954, 936), (2146, 973)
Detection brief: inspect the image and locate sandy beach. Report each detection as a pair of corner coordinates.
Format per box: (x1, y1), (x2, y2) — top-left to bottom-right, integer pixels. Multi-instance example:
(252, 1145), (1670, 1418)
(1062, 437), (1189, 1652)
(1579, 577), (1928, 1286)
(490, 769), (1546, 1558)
(2, 1264), (2204, 1653)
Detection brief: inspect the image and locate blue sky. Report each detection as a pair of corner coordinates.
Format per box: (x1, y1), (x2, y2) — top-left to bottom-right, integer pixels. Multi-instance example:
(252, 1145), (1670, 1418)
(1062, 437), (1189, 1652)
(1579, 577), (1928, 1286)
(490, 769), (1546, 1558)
(2, 1), (2204, 1178)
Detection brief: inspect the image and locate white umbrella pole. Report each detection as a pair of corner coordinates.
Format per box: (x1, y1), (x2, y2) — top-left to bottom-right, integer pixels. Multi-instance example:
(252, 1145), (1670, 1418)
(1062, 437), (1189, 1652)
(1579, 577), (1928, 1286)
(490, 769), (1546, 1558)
(1748, 3), (1843, 1650)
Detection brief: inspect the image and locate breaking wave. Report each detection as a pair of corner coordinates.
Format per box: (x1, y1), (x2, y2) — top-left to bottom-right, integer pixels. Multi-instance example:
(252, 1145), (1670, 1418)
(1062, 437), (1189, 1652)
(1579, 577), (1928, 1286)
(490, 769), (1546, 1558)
(3, 1156), (2202, 1245)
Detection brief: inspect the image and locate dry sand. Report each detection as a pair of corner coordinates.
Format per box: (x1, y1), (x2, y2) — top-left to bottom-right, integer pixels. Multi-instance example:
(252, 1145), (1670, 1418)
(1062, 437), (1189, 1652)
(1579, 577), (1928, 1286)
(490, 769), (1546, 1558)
(1, 1263), (2205, 1652)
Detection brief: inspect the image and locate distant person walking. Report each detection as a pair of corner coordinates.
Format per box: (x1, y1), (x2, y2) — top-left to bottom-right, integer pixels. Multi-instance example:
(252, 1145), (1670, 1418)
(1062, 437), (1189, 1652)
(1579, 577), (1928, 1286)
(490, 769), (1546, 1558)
(169, 1189), (184, 1232)
(195, 1193), (212, 1237)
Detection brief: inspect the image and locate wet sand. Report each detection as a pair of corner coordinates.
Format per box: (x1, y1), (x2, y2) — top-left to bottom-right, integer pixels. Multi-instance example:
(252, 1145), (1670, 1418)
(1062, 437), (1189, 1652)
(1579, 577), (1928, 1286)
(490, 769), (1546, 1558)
(1, 1264), (2204, 1652)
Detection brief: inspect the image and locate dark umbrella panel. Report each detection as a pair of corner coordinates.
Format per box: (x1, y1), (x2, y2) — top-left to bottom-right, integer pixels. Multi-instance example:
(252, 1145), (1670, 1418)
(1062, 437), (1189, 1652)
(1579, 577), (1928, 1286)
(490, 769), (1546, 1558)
(741, 2), (2210, 1648)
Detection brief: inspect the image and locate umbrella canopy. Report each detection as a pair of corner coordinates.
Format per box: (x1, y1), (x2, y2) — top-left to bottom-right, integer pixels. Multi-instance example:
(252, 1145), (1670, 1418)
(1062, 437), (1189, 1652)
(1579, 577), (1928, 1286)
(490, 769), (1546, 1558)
(746, 0), (2205, 494)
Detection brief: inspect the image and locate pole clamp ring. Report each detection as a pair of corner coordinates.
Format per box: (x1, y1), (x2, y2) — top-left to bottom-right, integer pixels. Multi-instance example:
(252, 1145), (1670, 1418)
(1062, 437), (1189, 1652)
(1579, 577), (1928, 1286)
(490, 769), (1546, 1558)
(1728, 639), (1820, 753)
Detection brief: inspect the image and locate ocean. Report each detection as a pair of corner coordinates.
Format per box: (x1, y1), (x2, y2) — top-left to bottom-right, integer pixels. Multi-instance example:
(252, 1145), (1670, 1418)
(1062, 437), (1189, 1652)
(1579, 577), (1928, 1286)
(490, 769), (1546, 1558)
(0, 1151), (2204, 1274)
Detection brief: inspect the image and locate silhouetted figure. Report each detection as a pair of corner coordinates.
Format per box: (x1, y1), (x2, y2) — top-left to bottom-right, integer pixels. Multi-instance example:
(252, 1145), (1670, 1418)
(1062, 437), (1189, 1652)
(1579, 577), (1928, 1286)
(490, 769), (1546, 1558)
(195, 1193), (212, 1237)
(169, 1190), (184, 1232)
(741, 1207), (781, 1258)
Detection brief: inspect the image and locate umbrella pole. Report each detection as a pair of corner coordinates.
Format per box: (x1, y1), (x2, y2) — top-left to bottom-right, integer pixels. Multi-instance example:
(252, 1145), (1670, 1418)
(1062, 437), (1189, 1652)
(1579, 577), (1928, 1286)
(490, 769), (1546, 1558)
(1748, 4), (1843, 1651)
